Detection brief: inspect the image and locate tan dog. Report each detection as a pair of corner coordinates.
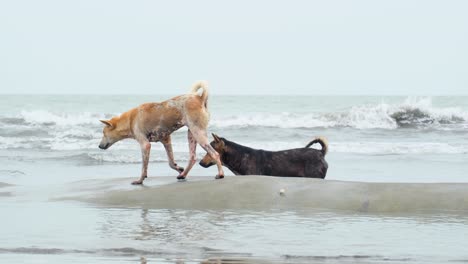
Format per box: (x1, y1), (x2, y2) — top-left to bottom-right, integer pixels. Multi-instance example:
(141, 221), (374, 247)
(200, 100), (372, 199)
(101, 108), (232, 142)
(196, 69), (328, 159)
(99, 81), (225, 184)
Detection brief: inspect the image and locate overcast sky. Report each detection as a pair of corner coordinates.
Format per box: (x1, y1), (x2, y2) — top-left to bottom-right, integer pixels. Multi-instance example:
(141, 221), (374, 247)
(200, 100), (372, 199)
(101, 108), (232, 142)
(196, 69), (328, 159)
(0, 0), (467, 95)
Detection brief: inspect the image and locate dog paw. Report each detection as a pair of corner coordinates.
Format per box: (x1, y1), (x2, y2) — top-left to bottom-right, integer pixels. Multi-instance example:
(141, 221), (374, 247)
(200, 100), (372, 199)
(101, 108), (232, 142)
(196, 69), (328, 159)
(177, 175), (186, 180)
(177, 167), (184, 173)
(131, 180), (144, 185)
(215, 175), (224, 179)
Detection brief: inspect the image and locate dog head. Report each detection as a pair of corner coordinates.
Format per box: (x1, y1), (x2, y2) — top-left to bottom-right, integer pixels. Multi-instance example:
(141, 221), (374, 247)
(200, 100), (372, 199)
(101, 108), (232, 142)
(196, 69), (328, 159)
(98, 118), (126, 150)
(199, 133), (226, 168)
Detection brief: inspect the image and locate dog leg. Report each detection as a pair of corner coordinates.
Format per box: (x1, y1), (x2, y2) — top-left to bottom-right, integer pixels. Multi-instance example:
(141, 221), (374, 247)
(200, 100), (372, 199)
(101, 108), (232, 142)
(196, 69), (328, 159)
(190, 128), (225, 179)
(177, 130), (198, 179)
(161, 136), (184, 174)
(132, 140), (151, 185)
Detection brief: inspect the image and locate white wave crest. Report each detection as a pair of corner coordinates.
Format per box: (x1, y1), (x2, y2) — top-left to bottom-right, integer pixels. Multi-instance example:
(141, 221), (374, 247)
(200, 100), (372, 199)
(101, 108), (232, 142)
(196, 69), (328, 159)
(73, 141), (467, 164)
(210, 112), (330, 128)
(0, 136), (50, 149)
(1, 132), (467, 155)
(1, 97), (467, 131)
(331, 141), (468, 155)
(86, 152), (206, 163)
(18, 110), (112, 127)
(239, 141), (468, 155)
(211, 97), (468, 129)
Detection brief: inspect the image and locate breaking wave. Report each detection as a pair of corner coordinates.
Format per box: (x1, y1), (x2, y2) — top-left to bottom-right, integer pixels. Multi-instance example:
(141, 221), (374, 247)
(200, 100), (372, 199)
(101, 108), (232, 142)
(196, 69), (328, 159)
(0, 97), (466, 131)
(0, 111), (102, 129)
(0, 97), (467, 153)
(211, 97), (468, 129)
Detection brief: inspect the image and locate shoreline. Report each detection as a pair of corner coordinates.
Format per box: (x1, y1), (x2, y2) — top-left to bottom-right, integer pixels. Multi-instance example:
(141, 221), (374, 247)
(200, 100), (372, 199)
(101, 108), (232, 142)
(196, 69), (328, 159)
(56, 176), (468, 214)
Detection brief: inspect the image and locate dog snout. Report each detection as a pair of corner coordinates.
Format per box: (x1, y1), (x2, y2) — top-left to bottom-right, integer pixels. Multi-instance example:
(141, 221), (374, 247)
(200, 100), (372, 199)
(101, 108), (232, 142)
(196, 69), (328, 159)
(199, 160), (213, 168)
(99, 143), (110, 149)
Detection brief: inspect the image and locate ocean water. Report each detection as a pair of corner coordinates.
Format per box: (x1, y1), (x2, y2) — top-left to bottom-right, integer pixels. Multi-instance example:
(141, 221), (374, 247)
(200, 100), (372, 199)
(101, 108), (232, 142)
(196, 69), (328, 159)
(1, 95), (468, 263)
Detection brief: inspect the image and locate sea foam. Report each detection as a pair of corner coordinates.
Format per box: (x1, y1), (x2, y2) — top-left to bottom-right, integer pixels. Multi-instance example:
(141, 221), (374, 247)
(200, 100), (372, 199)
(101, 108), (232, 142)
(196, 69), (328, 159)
(0, 97), (466, 155)
(211, 97), (468, 129)
(1, 97), (465, 130)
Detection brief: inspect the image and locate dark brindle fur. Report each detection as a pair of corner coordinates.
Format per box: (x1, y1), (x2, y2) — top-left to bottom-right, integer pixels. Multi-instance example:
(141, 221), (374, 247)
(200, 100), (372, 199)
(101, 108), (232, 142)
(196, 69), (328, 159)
(199, 134), (328, 178)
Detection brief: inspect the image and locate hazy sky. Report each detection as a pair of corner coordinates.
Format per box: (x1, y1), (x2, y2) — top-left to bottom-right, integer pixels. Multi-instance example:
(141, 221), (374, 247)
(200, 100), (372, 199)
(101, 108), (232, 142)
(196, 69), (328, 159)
(0, 0), (467, 95)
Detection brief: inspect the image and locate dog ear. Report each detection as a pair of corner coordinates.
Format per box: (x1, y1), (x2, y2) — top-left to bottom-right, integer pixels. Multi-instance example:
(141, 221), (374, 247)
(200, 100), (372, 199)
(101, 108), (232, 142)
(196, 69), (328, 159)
(100, 120), (114, 128)
(212, 133), (221, 142)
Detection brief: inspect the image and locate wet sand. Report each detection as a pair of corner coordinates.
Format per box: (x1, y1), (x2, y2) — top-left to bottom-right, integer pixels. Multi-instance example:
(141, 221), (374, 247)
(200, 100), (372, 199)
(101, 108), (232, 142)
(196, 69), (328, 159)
(62, 176), (468, 214)
(3, 171), (468, 263)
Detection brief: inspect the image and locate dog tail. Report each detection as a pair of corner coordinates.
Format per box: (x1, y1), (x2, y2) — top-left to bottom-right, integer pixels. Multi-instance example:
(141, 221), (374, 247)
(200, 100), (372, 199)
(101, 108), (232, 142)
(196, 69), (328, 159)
(305, 136), (328, 156)
(191, 80), (209, 108)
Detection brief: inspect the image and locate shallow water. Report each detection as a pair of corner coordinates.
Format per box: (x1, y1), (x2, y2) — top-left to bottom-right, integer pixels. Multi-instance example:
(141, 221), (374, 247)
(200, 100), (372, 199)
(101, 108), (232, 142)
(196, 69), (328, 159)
(1, 95), (468, 263)
(3, 196), (468, 263)
(2, 159), (468, 263)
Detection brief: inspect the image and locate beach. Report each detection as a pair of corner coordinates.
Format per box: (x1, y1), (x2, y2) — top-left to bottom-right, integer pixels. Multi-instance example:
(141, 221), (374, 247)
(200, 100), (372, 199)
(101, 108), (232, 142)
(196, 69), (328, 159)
(1, 95), (468, 263)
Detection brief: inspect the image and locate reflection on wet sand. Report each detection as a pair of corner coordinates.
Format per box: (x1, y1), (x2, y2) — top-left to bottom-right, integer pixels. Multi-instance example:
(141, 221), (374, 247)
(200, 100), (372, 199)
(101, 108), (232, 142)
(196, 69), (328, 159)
(97, 208), (257, 263)
(133, 209), (227, 242)
(4, 176), (468, 264)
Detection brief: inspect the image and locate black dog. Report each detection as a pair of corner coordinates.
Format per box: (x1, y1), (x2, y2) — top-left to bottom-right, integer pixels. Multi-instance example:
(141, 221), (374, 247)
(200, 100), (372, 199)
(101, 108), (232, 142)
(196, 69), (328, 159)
(199, 134), (328, 178)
